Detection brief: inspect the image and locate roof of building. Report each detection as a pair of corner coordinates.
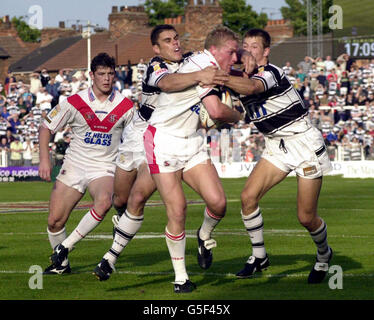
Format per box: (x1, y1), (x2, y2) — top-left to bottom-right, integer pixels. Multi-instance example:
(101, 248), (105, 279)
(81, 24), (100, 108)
(0, 47), (10, 58)
(9, 35), (82, 73)
(0, 36), (33, 66)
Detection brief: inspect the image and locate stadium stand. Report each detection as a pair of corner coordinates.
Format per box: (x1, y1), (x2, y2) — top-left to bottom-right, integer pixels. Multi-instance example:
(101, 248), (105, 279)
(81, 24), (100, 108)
(0, 54), (374, 168)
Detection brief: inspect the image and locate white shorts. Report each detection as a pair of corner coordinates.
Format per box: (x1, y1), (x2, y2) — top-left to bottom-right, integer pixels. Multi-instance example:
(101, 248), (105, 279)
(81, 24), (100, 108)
(116, 119), (147, 171)
(262, 127), (332, 179)
(57, 158), (115, 193)
(144, 125), (209, 174)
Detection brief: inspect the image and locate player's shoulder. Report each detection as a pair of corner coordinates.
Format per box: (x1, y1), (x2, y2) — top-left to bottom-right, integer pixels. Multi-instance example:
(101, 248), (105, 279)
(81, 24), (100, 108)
(181, 50), (214, 71)
(263, 63), (284, 77)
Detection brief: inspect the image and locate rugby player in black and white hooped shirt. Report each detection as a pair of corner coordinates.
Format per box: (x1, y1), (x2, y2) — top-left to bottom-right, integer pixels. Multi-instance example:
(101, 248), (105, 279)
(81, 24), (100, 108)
(223, 28), (333, 284)
(93, 25), (228, 285)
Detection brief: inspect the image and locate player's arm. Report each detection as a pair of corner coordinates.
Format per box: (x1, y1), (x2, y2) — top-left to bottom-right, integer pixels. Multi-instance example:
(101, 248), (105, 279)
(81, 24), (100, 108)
(202, 93), (243, 123)
(38, 125), (53, 182)
(158, 66), (228, 92)
(224, 75), (265, 96)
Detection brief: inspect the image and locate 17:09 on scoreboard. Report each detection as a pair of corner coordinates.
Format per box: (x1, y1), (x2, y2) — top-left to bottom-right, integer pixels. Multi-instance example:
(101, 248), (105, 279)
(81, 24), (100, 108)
(344, 41), (374, 58)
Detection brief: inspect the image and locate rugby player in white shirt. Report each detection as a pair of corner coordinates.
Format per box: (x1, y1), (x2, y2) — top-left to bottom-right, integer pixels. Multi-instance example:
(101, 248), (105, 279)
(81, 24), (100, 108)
(222, 28), (333, 284)
(143, 26), (243, 293)
(93, 25), (228, 288)
(39, 53), (134, 274)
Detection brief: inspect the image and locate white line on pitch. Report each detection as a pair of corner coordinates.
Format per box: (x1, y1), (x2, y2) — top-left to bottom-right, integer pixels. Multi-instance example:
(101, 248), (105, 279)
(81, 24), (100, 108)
(0, 269), (373, 279)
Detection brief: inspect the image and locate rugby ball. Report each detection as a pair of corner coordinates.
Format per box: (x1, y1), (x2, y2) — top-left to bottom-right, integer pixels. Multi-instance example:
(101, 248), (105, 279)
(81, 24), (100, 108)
(199, 87), (233, 129)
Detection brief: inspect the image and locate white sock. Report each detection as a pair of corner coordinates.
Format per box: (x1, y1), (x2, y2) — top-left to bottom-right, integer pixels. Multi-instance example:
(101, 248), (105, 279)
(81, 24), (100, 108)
(310, 219), (330, 262)
(165, 227), (188, 284)
(199, 207), (223, 241)
(241, 207), (266, 258)
(62, 208), (103, 250)
(104, 210), (144, 265)
(47, 226), (67, 249)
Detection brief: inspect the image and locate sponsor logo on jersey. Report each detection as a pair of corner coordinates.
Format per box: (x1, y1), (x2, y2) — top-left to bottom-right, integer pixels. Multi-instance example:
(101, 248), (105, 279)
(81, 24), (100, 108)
(84, 132), (113, 146)
(303, 166), (317, 176)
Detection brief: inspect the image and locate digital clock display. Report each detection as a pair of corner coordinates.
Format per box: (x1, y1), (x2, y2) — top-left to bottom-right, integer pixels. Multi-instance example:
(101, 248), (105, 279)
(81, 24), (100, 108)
(343, 39), (374, 58)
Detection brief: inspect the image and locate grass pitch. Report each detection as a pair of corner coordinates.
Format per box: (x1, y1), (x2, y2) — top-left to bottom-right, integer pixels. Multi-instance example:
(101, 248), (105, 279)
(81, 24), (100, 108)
(0, 176), (373, 301)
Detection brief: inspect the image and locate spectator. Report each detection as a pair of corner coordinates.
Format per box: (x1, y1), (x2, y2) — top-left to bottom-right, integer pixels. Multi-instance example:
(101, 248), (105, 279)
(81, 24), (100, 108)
(0, 135), (10, 152)
(22, 137), (33, 166)
(9, 136), (24, 166)
(297, 56), (314, 75)
(55, 69), (66, 83)
(36, 87), (53, 112)
(324, 55), (336, 73)
(282, 61), (294, 76)
(121, 83), (132, 99)
(317, 69), (327, 87)
(40, 69), (51, 87)
(137, 58), (147, 74)
(45, 79), (60, 107)
(29, 72), (42, 96)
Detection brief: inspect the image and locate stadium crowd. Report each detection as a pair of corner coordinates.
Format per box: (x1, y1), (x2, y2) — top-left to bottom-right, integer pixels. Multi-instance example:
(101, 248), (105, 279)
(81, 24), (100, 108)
(0, 53), (374, 167)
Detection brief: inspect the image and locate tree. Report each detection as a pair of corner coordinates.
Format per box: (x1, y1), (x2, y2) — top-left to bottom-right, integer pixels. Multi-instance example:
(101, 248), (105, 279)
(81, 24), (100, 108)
(219, 0), (268, 35)
(280, 0), (333, 36)
(145, 0), (188, 26)
(11, 17), (41, 42)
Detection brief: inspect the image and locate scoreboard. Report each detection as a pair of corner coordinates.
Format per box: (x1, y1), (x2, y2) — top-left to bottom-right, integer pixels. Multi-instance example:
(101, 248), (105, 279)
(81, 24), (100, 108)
(333, 0), (374, 59)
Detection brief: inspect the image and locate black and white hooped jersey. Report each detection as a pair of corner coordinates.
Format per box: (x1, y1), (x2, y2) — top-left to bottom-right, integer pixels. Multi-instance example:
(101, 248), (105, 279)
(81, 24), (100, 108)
(138, 54), (192, 123)
(240, 63), (312, 137)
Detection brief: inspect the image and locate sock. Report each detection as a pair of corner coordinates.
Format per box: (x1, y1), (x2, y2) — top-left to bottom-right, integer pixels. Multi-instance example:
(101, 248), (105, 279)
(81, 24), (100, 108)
(309, 219), (331, 263)
(199, 207), (223, 241)
(62, 208), (103, 250)
(104, 210), (144, 265)
(241, 207), (266, 259)
(165, 227), (188, 284)
(47, 226), (67, 249)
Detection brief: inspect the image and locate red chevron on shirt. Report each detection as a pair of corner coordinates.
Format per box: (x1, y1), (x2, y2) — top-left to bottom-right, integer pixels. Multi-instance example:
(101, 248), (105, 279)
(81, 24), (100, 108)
(67, 93), (133, 133)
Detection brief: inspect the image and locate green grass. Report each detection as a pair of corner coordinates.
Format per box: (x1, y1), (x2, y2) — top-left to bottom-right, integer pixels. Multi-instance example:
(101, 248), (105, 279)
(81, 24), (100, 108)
(0, 176), (373, 301)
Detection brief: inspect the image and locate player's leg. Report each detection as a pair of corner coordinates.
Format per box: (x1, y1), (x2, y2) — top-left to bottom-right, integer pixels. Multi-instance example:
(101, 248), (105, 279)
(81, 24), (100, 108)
(153, 171), (195, 293)
(94, 164), (157, 281)
(297, 176), (333, 284)
(182, 159), (226, 270)
(60, 176), (113, 252)
(237, 158), (288, 278)
(112, 166), (137, 226)
(44, 180), (84, 274)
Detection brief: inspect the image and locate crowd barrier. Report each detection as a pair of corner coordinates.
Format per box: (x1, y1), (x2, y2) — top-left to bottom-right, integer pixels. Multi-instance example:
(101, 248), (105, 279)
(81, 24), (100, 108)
(214, 161), (374, 179)
(1, 161), (373, 182)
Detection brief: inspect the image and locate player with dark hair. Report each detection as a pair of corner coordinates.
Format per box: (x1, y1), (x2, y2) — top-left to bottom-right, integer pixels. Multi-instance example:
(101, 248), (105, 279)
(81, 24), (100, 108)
(39, 52), (134, 274)
(221, 28), (333, 284)
(93, 25), (228, 290)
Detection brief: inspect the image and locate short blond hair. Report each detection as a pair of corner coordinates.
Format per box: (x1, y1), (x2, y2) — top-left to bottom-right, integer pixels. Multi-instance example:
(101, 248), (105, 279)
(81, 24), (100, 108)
(204, 25), (240, 50)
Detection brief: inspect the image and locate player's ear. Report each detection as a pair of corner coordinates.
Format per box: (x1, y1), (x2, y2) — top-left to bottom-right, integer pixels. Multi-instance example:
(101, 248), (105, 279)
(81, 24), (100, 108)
(263, 47), (270, 58)
(153, 44), (161, 56)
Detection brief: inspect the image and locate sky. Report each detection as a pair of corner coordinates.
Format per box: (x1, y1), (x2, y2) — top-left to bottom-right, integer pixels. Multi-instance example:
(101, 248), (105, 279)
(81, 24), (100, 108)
(0, 0), (286, 30)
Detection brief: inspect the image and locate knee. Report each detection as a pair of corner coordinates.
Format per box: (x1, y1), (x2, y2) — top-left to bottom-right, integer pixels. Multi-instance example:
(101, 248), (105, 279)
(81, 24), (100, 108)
(112, 192), (127, 209)
(297, 212), (319, 231)
(93, 194), (113, 215)
(128, 190), (147, 211)
(241, 190), (258, 213)
(47, 215), (65, 232)
(207, 196), (226, 218)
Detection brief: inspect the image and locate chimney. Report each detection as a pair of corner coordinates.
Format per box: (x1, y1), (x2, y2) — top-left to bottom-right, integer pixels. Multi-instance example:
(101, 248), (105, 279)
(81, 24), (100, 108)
(59, 21), (65, 29)
(112, 6), (118, 13)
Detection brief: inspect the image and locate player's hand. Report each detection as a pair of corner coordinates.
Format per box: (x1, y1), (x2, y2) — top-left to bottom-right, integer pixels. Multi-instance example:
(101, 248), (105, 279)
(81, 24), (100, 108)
(39, 160), (52, 182)
(241, 51), (257, 75)
(198, 66), (229, 87)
